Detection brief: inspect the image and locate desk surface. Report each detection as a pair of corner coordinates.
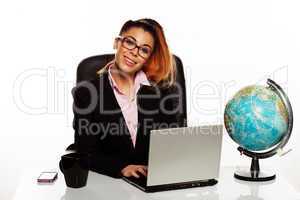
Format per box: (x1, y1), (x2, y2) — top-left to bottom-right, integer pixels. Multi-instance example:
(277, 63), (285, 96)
(13, 166), (300, 200)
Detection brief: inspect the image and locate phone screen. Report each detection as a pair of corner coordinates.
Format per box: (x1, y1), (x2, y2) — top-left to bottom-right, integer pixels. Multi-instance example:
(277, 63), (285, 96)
(37, 172), (58, 183)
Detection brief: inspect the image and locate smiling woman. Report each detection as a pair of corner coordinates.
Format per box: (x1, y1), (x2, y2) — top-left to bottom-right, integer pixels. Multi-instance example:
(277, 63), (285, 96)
(98, 19), (176, 87)
(72, 18), (180, 179)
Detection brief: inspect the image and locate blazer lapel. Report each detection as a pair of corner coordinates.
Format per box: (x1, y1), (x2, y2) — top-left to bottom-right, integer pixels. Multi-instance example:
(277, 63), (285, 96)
(96, 73), (134, 151)
(134, 84), (161, 161)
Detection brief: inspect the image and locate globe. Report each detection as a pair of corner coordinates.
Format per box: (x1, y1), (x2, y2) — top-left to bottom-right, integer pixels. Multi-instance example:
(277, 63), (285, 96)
(224, 85), (288, 151)
(224, 79), (293, 181)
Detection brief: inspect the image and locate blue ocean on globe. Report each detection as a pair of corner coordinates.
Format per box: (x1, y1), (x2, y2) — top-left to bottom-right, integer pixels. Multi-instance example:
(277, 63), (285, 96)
(224, 85), (288, 151)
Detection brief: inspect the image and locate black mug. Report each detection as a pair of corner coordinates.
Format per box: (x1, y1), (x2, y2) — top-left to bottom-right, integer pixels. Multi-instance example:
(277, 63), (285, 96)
(59, 153), (90, 188)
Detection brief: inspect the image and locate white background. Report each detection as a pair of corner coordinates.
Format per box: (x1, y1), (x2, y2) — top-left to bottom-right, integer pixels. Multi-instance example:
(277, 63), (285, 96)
(1, 0), (300, 199)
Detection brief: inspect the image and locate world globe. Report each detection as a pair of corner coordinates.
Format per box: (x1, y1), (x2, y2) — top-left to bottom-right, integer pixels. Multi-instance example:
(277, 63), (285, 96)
(225, 84), (288, 151)
(224, 79), (293, 181)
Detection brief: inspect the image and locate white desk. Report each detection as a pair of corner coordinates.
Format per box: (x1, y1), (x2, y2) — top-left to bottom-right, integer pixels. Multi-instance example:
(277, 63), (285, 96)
(13, 167), (300, 200)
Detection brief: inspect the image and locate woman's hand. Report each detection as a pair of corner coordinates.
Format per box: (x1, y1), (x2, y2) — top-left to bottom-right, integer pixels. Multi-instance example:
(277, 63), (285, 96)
(121, 165), (147, 178)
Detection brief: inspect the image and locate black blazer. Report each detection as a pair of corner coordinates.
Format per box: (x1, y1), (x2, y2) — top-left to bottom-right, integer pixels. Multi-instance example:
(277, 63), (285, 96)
(72, 71), (179, 178)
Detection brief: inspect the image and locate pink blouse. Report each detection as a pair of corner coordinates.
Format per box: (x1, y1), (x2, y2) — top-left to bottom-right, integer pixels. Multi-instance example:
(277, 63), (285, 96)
(107, 64), (150, 147)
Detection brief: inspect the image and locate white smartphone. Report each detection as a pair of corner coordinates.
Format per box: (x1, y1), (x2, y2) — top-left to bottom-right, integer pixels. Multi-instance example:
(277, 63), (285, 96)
(37, 172), (58, 183)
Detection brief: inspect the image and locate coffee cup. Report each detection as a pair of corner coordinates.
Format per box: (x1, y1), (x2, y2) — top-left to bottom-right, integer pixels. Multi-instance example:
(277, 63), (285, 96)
(59, 153), (89, 188)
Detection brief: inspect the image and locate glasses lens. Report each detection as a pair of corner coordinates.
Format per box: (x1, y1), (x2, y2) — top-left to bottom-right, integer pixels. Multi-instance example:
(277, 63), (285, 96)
(139, 47), (151, 58)
(122, 38), (136, 50)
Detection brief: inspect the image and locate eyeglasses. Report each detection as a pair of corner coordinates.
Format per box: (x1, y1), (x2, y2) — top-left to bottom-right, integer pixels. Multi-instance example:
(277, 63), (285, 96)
(117, 36), (153, 59)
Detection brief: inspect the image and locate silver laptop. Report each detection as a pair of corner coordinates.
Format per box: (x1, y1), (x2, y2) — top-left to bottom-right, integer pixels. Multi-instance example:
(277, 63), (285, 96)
(122, 125), (223, 192)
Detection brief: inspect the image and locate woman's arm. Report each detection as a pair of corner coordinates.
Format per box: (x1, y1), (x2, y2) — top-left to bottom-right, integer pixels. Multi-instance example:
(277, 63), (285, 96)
(72, 82), (129, 178)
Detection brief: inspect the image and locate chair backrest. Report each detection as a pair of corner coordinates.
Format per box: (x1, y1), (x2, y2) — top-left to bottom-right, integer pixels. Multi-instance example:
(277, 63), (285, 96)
(75, 54), (187, 127)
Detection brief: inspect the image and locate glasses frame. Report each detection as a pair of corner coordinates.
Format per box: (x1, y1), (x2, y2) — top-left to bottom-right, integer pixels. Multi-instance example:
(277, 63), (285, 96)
(116, 36), (153, 59)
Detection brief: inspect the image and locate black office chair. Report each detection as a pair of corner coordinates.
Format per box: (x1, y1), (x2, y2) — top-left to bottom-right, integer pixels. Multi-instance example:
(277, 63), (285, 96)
(66, 54), (187, 150)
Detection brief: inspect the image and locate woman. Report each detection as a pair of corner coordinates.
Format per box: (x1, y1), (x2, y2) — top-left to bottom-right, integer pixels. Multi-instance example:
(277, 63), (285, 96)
(73, 18), (180, 179)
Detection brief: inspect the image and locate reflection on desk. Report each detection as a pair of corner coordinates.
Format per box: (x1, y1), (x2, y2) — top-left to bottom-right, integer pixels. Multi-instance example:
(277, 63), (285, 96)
(234, 178), (275, 200)
(13, 167), (300, 200)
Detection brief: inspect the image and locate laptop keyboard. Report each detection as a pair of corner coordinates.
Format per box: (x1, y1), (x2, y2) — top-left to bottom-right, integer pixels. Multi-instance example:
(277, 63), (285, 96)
(124, 175), (147, 187)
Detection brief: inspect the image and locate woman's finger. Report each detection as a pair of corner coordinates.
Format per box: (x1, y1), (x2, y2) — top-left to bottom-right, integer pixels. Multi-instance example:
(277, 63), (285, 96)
(131, 171), (140, 178)
(138, 165), (148, 172)
(136, 167), (147, 177)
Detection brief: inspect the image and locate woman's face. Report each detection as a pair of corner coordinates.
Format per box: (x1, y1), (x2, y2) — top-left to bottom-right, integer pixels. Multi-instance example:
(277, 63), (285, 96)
(114, 27), (155, 77)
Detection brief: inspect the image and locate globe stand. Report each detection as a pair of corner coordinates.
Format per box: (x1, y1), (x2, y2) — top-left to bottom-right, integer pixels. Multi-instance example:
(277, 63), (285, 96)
(234, 156), (276, 182)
